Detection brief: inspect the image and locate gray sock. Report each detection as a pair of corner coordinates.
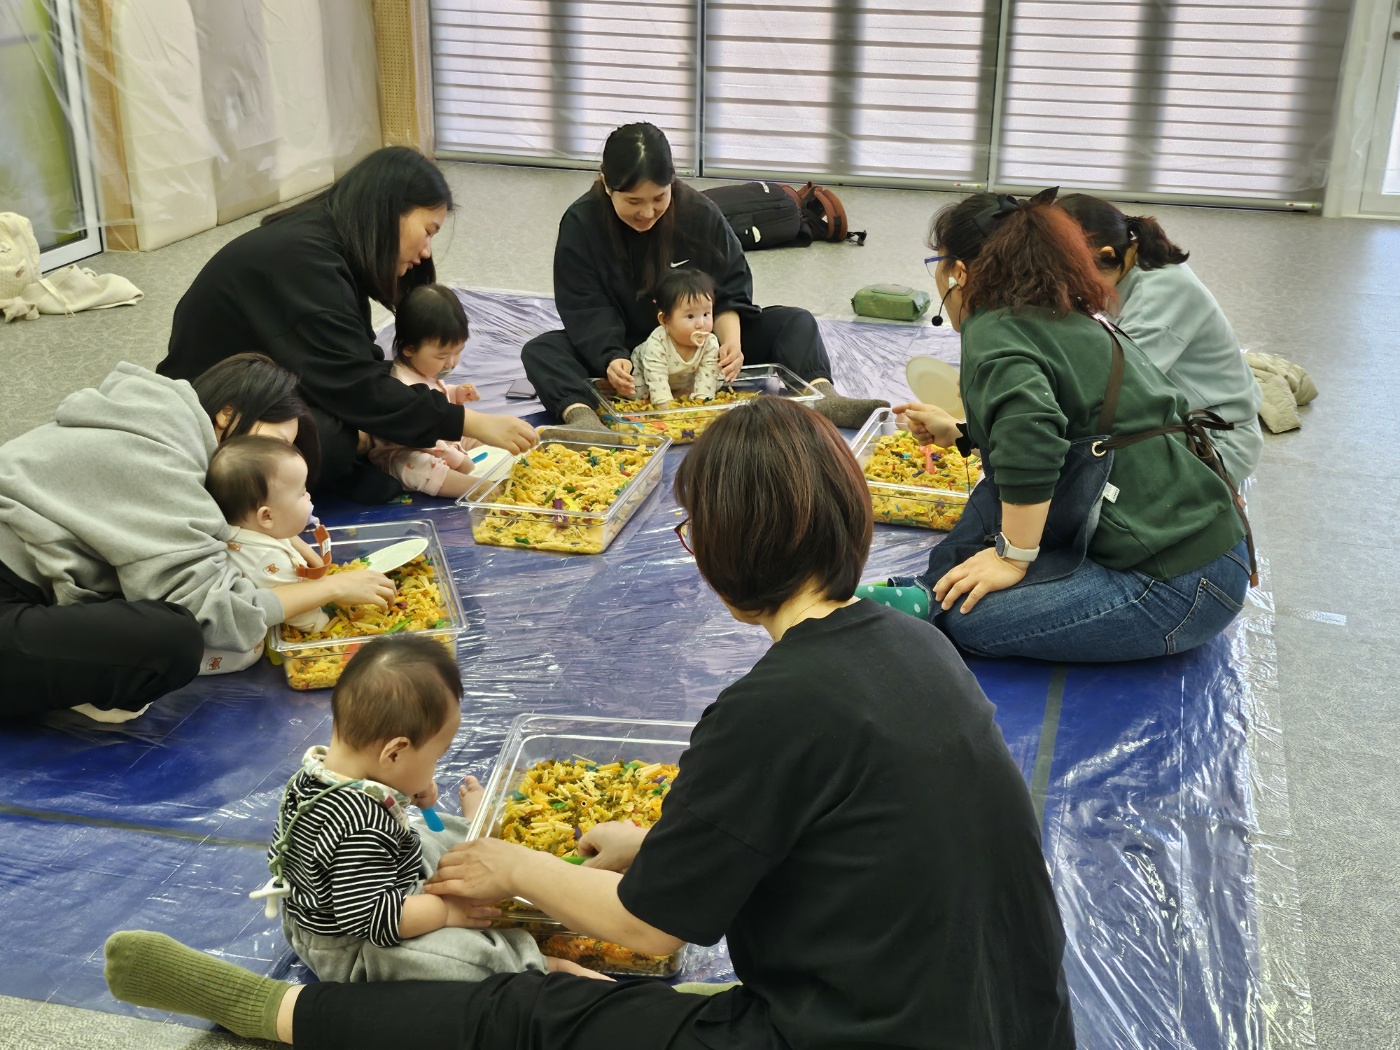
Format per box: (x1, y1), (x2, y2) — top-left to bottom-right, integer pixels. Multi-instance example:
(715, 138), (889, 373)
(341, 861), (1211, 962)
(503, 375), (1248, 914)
(104, 931), (288, 1041)
(561, 404), (614, 434)
(810, 380), (888, 430)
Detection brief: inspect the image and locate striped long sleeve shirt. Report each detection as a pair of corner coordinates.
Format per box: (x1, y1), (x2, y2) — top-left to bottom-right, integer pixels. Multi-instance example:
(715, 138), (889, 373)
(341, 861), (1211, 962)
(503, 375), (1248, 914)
(275, 769), (423, 948)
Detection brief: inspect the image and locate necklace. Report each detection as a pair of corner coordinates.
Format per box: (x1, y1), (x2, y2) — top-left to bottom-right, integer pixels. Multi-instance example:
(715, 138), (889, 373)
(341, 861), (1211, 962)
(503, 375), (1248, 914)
(776, 595), (840, 639)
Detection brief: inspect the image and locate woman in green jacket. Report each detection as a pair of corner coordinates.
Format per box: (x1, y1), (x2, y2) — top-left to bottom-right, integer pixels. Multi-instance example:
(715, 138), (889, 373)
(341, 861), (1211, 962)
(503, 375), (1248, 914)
(868, 190), (1251, 662)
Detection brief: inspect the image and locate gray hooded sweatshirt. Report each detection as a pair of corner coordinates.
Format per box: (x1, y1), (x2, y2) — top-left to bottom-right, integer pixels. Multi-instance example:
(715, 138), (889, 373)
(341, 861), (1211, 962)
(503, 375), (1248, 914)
(0, 362), (284, 650)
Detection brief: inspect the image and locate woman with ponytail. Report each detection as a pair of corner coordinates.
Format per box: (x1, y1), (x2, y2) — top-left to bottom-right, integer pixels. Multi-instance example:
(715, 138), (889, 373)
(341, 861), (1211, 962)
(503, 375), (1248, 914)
(1059, 194), (1262, 483)
(865, 190), (1251, 663)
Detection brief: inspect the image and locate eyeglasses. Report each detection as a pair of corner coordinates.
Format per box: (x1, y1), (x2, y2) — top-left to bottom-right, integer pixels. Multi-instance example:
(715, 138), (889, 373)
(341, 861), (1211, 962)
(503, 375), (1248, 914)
(924, 254), (949, 278)
(674, 517), (693, 556)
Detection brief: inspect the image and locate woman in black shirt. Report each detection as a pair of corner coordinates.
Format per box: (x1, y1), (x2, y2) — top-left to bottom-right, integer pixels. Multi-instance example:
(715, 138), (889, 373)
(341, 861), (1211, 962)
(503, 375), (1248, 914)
(158, 147), (537, 502)
(523, 123), (886, 431)
(106, 399), (1075, 1049)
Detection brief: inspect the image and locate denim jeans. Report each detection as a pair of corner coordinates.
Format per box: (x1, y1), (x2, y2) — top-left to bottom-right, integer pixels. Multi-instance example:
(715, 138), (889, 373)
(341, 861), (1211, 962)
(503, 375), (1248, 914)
(893, 540), (1251, 663)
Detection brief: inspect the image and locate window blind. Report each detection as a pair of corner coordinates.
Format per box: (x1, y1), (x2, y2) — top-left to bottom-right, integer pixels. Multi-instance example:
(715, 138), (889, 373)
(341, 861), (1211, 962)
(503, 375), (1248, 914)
(704, 0), (999, 183)
(996, 0), (1351, 201)
(431, 1), (698, 172)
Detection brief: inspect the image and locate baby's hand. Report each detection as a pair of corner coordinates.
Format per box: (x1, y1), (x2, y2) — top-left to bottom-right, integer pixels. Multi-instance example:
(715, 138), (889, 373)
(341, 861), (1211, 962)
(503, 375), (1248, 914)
(413, 782), (440, 810)
(545, 957), (615, 981)
(459, 775), (485, 820)
(652, 399), (675, 410)
(450, 384), (480, 405)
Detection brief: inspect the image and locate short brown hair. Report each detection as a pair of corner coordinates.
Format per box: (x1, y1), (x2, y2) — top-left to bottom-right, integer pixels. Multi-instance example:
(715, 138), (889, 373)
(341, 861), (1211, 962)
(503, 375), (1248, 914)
(674, 397), (873, 615)
(331, 635), (461, 749)
(931, 192), (1114, 317)
(206, 434), (304, 523)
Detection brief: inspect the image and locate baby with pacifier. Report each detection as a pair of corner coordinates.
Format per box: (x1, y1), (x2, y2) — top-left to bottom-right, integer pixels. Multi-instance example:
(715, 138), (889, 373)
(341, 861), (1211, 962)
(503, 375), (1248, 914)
(368, 284), (490, 500)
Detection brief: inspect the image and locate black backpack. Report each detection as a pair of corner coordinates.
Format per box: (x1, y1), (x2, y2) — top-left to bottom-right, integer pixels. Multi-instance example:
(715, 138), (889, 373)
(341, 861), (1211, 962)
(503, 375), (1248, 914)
(702, 181), (813, 251)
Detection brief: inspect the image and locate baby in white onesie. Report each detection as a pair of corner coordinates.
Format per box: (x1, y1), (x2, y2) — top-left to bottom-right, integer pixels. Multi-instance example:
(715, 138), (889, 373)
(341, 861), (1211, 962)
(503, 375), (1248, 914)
(206, 434), (330, 641)
(631, 268), (722, 407)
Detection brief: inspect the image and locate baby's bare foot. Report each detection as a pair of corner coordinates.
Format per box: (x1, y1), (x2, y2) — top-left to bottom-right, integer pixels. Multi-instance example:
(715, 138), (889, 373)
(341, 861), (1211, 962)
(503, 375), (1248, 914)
(459, 775), (486, 819)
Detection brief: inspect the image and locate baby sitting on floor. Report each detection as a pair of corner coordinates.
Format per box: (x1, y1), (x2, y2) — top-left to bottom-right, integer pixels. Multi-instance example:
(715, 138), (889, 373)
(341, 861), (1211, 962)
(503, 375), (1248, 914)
(368, 285), (486, 499)
(254, 634), (605, 983)
(630, 268), (722, 407)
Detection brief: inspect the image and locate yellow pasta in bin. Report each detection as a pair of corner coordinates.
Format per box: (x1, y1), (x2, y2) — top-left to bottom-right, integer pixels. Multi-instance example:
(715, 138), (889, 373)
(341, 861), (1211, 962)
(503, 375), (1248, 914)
(862, 431), (983, 531)
(490, 758), (683, 976)
(601, 390), (759, 443)
(277, 555), (452, 689)
(472, 442), (657, 554)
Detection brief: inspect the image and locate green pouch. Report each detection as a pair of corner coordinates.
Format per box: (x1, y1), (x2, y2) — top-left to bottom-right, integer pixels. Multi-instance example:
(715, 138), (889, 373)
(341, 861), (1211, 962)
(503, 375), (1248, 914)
(851, 283), (931, 321)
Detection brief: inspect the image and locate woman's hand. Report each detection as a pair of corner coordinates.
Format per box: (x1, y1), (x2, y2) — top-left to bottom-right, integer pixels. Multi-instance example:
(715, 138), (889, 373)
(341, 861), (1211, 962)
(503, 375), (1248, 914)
(934, 547), (1027, 614)
(328, 568), (395, 609)
(892, 402), (962, 449)
(577, 820), (648, 872)
(425, 838), (534, 902)
(606, 358), (636, 397)
(465, 412), (538, 454)
(717, 342), (743, 381)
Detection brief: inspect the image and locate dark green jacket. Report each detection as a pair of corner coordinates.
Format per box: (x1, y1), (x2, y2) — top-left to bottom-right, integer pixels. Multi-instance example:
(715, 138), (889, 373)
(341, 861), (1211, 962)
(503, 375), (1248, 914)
(960, 307), (1243, 580)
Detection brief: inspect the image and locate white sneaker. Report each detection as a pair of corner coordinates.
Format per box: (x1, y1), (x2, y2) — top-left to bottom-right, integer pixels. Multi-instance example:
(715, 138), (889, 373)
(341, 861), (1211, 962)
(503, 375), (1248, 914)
(69, 702), (152, 724)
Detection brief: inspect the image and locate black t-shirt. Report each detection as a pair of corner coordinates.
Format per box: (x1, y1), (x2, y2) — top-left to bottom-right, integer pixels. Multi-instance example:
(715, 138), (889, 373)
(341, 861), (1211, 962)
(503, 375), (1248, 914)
(158, 203), (465, 449)
(620, 601), (1075, 1050)
(552, 184), (762, 375)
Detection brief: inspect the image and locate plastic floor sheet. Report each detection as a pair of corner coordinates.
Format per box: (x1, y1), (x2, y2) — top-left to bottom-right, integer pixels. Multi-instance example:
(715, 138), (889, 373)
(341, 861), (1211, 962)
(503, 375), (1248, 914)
(0, 290), (1311, 1048)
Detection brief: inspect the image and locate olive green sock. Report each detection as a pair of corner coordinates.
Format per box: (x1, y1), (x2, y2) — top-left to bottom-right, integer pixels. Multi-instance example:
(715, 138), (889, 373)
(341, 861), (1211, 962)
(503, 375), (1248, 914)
(104, 931), (288, 1041)
(810, 380), (888, 430)
(561, 404), (614, 434)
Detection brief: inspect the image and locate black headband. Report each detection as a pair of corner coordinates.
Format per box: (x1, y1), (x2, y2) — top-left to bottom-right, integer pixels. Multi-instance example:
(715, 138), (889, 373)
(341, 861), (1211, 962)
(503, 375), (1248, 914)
(971, 186), (1060, 238)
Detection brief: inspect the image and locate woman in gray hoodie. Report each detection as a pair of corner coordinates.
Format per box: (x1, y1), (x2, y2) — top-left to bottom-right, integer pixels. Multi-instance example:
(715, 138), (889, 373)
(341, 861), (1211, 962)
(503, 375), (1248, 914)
(0, 354), (394, 723)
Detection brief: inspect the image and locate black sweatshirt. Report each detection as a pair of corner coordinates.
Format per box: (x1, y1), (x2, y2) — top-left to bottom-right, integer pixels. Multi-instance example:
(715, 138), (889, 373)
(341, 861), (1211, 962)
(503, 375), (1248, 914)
(620, 601), (1075, 1050)
(158, 203), (465, 448)
(553, 184), (761, 374)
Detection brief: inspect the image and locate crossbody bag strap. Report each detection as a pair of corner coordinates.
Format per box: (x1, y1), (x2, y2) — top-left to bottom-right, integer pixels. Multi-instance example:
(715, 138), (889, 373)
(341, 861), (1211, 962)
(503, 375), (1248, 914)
(1094, 315), (1127, 436)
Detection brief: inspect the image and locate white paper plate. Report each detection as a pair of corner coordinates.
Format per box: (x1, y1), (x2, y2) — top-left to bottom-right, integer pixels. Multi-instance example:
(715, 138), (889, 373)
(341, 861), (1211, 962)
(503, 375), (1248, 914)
(361, 538), (429, 574)
(905, 357), (964, 416)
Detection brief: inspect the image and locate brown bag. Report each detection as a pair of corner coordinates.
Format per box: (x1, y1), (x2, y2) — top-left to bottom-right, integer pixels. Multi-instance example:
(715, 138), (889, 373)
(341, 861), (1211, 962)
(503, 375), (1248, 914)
(795, 182), (866, 245)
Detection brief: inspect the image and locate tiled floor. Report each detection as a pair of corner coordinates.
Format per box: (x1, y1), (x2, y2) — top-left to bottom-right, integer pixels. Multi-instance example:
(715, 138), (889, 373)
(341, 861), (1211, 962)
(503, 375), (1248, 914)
(1, 162), (1396, 1050)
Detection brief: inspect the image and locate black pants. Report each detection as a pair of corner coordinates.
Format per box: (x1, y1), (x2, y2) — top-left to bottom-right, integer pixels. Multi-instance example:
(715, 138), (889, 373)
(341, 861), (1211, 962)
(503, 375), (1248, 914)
(521, 305), (833, 419)
(0, 560), (204, 720)
(308, 406), (406, 505)
(293, 972), (718, 1050)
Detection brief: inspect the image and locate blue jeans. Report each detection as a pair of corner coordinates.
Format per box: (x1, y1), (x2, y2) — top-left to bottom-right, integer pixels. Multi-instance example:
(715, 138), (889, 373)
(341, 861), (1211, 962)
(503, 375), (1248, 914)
(893, 540), (1250, 663)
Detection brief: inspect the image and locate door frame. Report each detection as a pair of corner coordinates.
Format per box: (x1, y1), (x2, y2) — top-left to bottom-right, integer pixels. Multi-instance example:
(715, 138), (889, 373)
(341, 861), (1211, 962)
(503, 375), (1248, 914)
(37, 0), (104, 270)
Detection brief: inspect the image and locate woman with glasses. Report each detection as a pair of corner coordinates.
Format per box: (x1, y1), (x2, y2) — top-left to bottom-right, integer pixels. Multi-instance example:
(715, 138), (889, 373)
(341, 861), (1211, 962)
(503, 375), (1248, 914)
(521, 122), (886, 431)
(104, 397), (1076, 1050)
(867, 190), (1251, 663)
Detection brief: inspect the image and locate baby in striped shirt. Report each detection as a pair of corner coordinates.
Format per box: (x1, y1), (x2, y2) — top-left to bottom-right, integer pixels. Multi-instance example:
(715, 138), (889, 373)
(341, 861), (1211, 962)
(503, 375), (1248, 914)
(264, 635), (605, 982)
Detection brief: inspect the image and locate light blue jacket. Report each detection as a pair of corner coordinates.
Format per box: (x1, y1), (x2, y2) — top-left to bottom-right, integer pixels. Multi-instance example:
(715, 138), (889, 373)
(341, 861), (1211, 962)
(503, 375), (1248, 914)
(1115, 263), (1263, 483)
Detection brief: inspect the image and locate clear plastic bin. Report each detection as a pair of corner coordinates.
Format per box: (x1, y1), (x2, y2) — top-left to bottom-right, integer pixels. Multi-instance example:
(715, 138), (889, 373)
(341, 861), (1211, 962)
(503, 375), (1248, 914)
(590, 363), (821, 443)
(849, 408), (981, 531)
(458, 428), (671, 554)
(468, 714), (695, 977)
(266, 520), (464, 690)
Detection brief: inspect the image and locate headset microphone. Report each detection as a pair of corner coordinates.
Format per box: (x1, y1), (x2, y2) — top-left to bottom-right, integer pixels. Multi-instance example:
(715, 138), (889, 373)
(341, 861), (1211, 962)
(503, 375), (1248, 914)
(930, 276), (959, 327)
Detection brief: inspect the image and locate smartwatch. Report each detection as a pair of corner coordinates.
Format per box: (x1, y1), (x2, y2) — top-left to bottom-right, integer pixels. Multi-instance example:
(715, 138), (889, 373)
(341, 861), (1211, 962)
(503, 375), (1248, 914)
(995, 533), (1040, 563)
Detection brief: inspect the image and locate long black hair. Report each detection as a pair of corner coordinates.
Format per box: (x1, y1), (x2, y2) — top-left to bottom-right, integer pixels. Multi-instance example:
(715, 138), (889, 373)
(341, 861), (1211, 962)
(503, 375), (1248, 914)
(262, 147), (452, 308)
(1058, 193), (1189, 273)
(592, 123), (709, 299)
(191, 353), (320, 482)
